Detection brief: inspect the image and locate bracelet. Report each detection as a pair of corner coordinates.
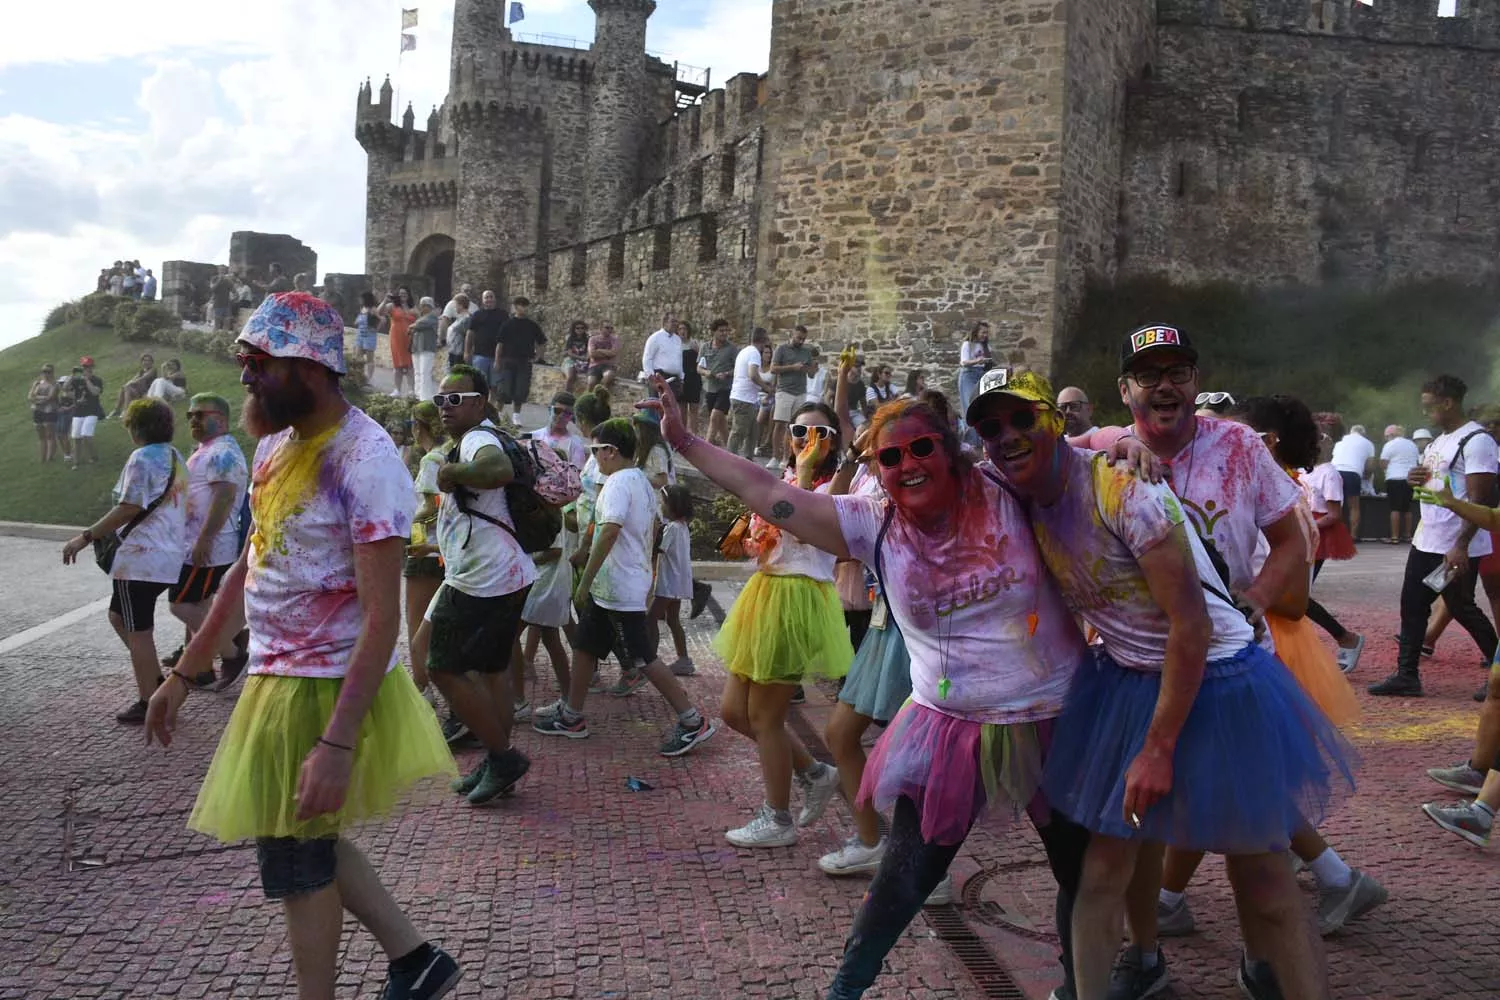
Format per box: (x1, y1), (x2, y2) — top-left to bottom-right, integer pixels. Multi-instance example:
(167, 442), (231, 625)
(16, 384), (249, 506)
(80, 529), (95, 544)
(317, 736), (355, 752)
(167, 668), (193, 692)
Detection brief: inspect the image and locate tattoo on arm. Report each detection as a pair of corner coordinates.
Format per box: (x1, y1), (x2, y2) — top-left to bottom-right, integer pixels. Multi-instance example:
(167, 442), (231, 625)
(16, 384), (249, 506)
(770, 500), (795, 521)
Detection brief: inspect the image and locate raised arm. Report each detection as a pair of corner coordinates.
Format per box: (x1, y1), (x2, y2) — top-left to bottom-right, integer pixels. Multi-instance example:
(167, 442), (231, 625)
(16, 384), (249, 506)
(646, 376), (850, 558)
(832, 358), (856, 441)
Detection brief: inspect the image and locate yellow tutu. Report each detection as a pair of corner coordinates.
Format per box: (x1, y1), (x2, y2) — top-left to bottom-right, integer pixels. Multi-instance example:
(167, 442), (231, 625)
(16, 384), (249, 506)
(1266, 613), (1360, 728)
(713, 572), (854, 684)
(189, 667), (457, 843)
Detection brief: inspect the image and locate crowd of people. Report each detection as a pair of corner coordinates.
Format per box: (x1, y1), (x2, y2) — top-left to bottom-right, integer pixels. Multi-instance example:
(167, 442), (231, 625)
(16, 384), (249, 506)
(25, 351), (197, 466)
(97, 260), (157, 301)
(52, 288), (1500, 1000)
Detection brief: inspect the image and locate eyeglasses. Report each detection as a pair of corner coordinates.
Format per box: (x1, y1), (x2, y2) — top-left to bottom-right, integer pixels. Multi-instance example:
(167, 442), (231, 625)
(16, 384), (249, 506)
(788, 424), (837, 441)
(187, 410), (220, 420)
(433, 391), (483, 407)
(1057, 400), (1089, 413)
(552, 406), (574, 417)
(973, 407), (1043, 441)
(234, 353), (268, 377)
(1195, 391), (1235, 407)
(1128, 364), (1197, 389)
(875, 434), (942, 468)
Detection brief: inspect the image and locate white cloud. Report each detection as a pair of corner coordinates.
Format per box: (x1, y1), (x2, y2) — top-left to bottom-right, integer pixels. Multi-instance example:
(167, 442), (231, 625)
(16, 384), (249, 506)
(0, 0), (773, 349)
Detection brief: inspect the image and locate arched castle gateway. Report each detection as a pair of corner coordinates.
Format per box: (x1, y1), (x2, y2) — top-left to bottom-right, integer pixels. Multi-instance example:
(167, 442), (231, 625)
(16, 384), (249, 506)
(356, 0), (1500, 384)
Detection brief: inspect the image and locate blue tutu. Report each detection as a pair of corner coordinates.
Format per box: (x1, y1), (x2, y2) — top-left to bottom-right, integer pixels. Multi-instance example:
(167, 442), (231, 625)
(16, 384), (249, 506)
(837, 617), (912, 724)
(1042, 643), (1357, 854)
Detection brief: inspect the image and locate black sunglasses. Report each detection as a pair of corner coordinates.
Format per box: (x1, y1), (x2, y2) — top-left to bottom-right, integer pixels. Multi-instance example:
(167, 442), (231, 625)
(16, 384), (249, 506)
(1128, 364), (1196, 389)
(876, 434), (941, 468)
(974, 408), (1040, 441)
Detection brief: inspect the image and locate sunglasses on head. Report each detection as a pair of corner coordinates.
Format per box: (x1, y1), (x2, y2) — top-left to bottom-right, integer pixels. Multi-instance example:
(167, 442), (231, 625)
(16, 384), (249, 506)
(433, 391), (483, 407)
(973, 406), (1043, 441)
(875, 434), (942, 468)
(788, 423), (837, 441)
(1195, 391), (1235, 407)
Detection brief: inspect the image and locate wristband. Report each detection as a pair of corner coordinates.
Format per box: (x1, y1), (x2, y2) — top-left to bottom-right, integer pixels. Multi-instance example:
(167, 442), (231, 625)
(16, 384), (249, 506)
(317, 736), (355, 752)
(80, 529), (95, 544)
(167, 668), (193, 691)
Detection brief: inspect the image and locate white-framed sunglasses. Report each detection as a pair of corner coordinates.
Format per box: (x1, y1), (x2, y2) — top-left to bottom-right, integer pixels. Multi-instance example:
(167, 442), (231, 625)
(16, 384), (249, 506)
(1195, 391), (1235, 407)
(433, 391), (483, 407)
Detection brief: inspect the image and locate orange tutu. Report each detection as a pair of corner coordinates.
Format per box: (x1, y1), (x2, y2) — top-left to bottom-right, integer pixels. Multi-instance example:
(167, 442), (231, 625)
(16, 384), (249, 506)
(1266, 613), (1360, 727)
(1316, 521), (1356, 561)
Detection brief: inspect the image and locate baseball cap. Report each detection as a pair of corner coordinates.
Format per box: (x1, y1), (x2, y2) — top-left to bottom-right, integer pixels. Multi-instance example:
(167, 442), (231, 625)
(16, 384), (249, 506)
(964, 366), (1056, 425)
(1120, 324), (1198, 374)
(237, 292), (347, 374)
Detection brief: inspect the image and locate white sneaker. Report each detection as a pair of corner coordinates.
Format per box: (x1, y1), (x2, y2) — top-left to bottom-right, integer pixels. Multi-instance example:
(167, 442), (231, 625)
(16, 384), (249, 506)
(512, 700), (532, 721)
(1336, 634), (1366, 674)
(510, 412), (523, 427)
(532, 698), (564, 722)
(765, 457), (782, 470)
(818, 835), (886, 876)
(726, 804), (798, 848)
(923, 874), (955, 906)
(795, 762), (841, 828)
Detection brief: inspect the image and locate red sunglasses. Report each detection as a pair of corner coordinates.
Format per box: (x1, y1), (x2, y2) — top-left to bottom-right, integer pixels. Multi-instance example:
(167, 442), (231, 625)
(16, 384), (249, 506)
(874, 434), (943, 469)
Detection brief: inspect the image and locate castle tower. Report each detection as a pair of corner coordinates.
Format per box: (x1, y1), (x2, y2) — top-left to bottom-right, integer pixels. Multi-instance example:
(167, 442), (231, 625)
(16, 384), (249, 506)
(585, 0), (656, 239)
(356, 75), (405, 282)
(450, 0), (511, 100)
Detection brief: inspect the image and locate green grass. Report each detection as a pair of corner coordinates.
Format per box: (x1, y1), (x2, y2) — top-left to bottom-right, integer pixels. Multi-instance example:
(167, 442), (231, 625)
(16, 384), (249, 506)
(0, 320), (256, 525)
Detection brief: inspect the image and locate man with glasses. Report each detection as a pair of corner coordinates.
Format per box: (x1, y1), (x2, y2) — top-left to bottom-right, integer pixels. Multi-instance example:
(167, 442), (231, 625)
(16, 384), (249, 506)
(533, 391), (587, 468)
(429, 365), (537, 804)
(1057, 386), (1097, 439)
(164, 393), (250, 688)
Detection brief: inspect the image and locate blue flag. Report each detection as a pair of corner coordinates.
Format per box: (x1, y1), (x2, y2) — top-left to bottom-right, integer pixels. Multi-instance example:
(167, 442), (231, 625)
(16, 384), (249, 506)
(509, 2), (525, 24)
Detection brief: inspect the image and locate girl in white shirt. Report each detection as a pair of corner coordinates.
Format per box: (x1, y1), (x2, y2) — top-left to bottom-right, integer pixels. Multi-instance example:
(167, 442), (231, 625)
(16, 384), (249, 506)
(651, 485), (696, 676)
(957, 321), (992, 417)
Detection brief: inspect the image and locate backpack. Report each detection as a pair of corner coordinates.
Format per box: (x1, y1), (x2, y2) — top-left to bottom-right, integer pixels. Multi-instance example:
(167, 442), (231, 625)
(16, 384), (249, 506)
(447, 425), (581, 554)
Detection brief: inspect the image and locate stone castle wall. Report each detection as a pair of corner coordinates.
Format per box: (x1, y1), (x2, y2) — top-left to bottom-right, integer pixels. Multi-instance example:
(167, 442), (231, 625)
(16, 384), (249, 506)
(228, 232), (316, 284)
(1118, 0), (1500, 289)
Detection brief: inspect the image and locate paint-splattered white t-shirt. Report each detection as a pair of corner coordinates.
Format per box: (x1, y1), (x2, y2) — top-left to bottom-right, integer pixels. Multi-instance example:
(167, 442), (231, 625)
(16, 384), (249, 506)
(435, 422), (538, 599)
(110, 442), (188, 584)
(183, 434), (249, 567)
(591, 466), (658, 612)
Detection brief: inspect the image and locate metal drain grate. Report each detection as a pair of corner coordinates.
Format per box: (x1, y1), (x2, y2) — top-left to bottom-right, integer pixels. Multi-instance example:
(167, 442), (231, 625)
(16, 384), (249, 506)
(962, 860), (1060, 941)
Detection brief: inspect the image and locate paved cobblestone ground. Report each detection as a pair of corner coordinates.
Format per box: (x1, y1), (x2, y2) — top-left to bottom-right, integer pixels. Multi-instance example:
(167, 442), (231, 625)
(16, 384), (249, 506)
(2, 537), (1496, 999)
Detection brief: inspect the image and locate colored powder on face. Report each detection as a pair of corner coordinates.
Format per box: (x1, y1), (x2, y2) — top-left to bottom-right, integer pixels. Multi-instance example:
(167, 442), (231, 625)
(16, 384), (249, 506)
(250, 424), (341, 562)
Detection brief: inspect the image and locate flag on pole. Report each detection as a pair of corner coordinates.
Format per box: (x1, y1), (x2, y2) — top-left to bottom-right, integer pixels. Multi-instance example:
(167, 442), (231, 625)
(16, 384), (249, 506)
(509, 2), (525, 25)
(401, 8), (419, 28)
(400, 32), (417, 51)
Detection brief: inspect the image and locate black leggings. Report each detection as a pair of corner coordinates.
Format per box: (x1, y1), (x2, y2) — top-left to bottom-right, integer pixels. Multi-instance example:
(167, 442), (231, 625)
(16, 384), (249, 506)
(1396, 548), (1498, 673)
(824, 796), (1089, 1000)
(1305, 560), (1350, 642)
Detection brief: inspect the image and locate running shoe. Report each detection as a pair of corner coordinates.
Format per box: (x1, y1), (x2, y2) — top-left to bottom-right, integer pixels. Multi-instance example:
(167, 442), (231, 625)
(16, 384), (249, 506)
(587, 670), (607, 694)
(818, 835), (886, 876)
(533, 712), (590, 739)
(790, 685), (807, 705)
(1421, 800), (1493, 847)
(1427, 762), (1486, 796)
(512, 700), (532, 721)
(690, 579), (712, 619)
(726, 804), (797, 848)
(442, 716), (471, 746)
(380, 946), (461, 1000)
(451, 759), (487, 796)
(922, 874), (955, 907)
(1335, 634), (1365, 674)
(659, 716), (717, 757)
(468, 748), (530, 805)
(795, 761), (840, 827)
(531, 698), (564, 722)
(160, 646), (184, 668)
(605, 670), (647, 697)
(1104, 945), (1169, 1000)
(1157, 894), (1196, 937)
(115, 699), (148, 725)
(213, 630), (251, 692)
(509, 412), (522, 427)
(1315, 870), (1388, 935)
(668, 657), (697, 677)
(1235, 955), (1284, 1000)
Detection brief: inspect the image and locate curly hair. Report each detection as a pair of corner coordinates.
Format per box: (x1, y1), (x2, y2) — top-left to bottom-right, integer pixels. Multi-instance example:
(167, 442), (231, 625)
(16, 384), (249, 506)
(1423, 374), (1467, 403)
(1228, 394), (1320, 471)
(124, 397), (174, 445)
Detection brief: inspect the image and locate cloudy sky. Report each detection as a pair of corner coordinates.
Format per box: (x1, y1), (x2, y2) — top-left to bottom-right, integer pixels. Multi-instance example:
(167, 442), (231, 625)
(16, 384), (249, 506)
(0, 0), (772, 349)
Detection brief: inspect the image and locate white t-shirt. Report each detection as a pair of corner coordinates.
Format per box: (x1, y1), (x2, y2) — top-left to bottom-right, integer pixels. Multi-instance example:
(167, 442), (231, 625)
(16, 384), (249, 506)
(412, 445), (446, 564)
(111, 443), (188, 583)
(591, 466), (658, 612)
(146, 377), (187, 402)
(184, 434), (249, 567)
(805, 367), (829, 404)
(1413, 421), (1499, 557)
(730, 345), (766, 406)
(1381, 436), (1421, 483)
(522, 524), (574, 628)
(532, 426), (587, 469)
(656, 520), (694, 600)
(1302, 463), (1343, 516)
(245, 409), (413, 679)
(435, 422), (538, 598)
(442, 297), (473, 321)
(834, 466), (1087, 725)
(756, 478), (839, 583)
(643, 443), (677, 487)
(960, 341), (992, 366)
(577, 453), (605, 536)
(641, 328), (684, 378)
(1331, 433), (1375, 477)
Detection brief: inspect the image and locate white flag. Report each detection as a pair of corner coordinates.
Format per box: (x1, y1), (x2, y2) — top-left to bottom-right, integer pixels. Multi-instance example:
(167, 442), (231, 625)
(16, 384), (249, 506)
(400, 32), (416, 52)
(401, 8), (418, 29)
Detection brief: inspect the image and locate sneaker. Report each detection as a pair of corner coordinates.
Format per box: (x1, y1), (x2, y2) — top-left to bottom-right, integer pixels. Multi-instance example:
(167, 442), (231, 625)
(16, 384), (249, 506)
(213, 631), (251, 692)
(533, 711), (590, 739)
(467, 748), (530, 805)
(1104, 945), (1169, 1000)
(115, 699), (148, 725)
(442, 716), (472, 746)
(381, 945), (461, 1000)
(1422, 800), (1493, 847)
(690, 579), (712, 619)
(605, 670), (647, 697)
(1476, 684), (1489, 703)
(765, 457), (782, 470)
(587, 670), (606, 694)
(531, 698), (564, 722)
(1367, 671), (1423, 697)
(161, 645), (184, 668)
(726, 804), (798, 848)
(668, 657), (697, 676)
(660, 716), (717, 757)
(1427, 762), (1486, 796)
(1315, 869), (1388, 935)
(1236, 955), (1284, 1000)
(790, 685), (807, 705)
(1048, 989), (1077, 1000)
(450, 759), (487, 796)
(509, 412), (523, 427)
(923, 874), (955, 906)
(1157, 894), (1196, 937)
(795, 761), (841, 827)
(818, 835), (886, 876)
(512, 700), (532, 721)
(1335, 634), (1365, 674)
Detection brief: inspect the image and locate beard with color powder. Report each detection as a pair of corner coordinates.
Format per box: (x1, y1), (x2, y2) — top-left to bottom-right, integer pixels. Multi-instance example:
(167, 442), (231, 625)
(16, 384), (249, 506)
(241, 365), (319, 439)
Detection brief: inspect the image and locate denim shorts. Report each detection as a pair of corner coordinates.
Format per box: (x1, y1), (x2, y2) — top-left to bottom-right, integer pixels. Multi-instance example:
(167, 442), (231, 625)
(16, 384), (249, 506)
(256, 836), (338, 900)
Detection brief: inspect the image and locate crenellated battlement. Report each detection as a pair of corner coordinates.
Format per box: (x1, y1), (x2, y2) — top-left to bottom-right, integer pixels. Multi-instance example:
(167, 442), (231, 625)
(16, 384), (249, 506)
(1157, 0), (1500, 49)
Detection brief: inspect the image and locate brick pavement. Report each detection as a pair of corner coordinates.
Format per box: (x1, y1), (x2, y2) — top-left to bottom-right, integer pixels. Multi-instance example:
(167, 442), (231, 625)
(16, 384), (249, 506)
(2, 538), (1498, 999)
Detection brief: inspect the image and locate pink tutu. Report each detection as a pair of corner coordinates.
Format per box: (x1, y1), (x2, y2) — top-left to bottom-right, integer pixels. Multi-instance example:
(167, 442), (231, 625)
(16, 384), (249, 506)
(857, 700), (1053, 846)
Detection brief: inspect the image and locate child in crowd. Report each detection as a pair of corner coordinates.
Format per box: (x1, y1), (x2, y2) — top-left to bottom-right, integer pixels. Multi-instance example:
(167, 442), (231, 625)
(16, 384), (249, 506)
(516, 448), (576, 718)
(653, 485), (696, 676)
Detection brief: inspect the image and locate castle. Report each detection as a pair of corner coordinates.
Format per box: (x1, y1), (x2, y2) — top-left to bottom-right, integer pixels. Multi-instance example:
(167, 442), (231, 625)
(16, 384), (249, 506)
(356, 0), (1500, 381)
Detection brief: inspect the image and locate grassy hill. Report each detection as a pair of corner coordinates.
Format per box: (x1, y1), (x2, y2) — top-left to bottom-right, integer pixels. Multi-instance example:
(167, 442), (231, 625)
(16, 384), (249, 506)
(0, 319), (255, 525)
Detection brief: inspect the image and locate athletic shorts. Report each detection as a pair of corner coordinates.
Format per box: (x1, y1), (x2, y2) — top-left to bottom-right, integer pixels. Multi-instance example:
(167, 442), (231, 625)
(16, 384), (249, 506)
(168, 563), (231, 605)
(32, 409), (53, 426)
(55, 411), (73, 433)
(773, 391), (802, 423)
(256, 836), (336, 900)
(403, 554), (444, 579)
(704, 388), (731, 413)
(427, 583), (529, 675)
(495, 360), (533, 405)
(588, 363), (615, 380)
(109, 578), (171, 633)
(1387, 479), (1414, 514)
(72, 415), (99, 438)
(574, 596), (657, 663)
(1339, 471), (1362, 510)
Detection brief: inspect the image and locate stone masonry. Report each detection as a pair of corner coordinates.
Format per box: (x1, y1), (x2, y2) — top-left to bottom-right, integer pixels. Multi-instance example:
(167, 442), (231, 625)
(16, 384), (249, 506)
(357, 0), (1500, 392)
